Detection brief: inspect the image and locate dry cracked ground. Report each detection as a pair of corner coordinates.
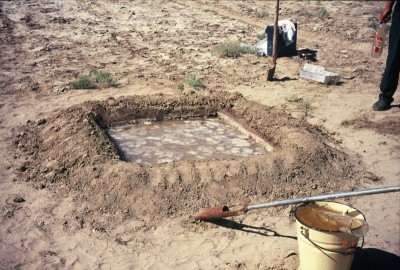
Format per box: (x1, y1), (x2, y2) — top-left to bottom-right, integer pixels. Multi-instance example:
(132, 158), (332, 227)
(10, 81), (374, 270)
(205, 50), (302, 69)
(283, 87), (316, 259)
(0, 1), (399, 269)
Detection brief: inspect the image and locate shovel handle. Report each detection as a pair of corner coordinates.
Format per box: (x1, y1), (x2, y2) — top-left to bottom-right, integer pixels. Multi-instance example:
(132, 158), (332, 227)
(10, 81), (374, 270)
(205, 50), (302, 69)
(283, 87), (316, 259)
(245, 186), (400, 211)
(272, 0), (279, 65)
(192, 186), (400, 221)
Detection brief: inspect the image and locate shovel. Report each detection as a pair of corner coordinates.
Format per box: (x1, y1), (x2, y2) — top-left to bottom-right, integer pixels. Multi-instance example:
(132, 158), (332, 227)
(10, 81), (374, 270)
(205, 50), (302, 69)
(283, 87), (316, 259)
(267, 0), (279, 81)
(192, 186), (400, 221)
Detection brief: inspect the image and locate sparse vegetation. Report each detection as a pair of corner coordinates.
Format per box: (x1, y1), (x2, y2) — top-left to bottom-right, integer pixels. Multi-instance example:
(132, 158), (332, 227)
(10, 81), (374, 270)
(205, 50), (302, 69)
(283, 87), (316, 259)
(286, 95), (303, 103)
(298, 101), (312, 117)
(212, 39), (256, 58)
(246, 8), (254, 14)
(255, 8), (268, 18)
(299, 6), (329, 19)
(91, 69), (119, 88)
(67, 69), (118, 89)
(368, 17), (379, 29)
(67, 75), (97, 89)
(299, 7), (314, 17)
(177, 82), (184, 91)
(286, 95), (313, 117)
(320, 7), (329, 18)
(185, 74), (204, 90)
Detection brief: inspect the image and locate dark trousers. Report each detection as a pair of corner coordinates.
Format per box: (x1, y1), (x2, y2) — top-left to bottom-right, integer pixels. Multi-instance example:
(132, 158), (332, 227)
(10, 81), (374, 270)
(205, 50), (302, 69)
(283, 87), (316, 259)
(379, 10), (400, 103)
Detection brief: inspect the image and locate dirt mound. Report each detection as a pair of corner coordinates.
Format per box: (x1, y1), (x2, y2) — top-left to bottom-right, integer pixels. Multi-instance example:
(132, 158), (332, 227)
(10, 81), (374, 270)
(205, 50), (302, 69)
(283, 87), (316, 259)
(342, 115), (400, 136)
(11, 91), (361, 231)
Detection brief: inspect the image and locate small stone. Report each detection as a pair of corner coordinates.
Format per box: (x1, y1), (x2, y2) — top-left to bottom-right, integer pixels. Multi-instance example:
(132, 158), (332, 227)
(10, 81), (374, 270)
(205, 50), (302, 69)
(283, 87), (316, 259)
(31, 83), (39, 92)
(311, 184), (318, 189)
(14, 196), (26, 203)
(37, 118), (46, 126)
(19, 164), (27, 172)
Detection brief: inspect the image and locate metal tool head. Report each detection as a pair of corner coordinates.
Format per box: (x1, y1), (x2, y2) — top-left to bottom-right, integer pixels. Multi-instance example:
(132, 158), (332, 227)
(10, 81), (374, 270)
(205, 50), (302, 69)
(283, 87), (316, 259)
(191, 205), (247, 221)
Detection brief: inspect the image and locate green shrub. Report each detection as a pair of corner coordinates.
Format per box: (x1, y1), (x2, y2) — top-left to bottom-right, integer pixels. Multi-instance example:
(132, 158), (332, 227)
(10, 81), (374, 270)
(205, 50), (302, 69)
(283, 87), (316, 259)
(91, 69), (119, 88)
(67, 75), (97, 89)
(185, 74), (204, 90)
(320, 7), (329, 18)
(213, 39), (256, 58)
(67, 69), (118, 89)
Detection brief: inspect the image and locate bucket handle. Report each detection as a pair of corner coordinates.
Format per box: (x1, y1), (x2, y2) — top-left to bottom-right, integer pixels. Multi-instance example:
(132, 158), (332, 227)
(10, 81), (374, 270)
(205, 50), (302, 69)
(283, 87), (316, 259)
(301, 228), (364, 255)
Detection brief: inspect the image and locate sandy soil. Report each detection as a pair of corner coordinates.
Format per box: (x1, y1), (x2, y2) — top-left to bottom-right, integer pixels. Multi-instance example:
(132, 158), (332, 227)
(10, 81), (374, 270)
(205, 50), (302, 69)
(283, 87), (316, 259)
(0, 1), (399, 269)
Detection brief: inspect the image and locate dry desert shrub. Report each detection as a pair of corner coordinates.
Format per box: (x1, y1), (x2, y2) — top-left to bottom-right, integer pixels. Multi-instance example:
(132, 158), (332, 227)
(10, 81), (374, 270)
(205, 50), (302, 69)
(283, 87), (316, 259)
(68, 69), (118, 89)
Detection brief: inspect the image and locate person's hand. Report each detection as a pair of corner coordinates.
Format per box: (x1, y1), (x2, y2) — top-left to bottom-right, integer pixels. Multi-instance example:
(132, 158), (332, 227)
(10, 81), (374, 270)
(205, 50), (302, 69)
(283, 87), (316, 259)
(379, 6), (392, 23)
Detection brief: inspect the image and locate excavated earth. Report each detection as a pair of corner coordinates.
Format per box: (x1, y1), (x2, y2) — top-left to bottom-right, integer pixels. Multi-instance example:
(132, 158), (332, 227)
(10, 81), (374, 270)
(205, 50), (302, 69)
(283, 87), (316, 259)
(11, 91), (360, 231)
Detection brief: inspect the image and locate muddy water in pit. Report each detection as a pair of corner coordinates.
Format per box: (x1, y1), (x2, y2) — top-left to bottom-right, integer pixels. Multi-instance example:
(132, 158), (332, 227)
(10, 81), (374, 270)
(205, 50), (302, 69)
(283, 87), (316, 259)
(108, 117), (268, 165)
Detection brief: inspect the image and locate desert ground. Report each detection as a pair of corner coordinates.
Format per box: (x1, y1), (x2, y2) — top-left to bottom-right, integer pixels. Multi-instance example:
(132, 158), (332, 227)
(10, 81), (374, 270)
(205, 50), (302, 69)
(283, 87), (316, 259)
(0, 0), (399, 269)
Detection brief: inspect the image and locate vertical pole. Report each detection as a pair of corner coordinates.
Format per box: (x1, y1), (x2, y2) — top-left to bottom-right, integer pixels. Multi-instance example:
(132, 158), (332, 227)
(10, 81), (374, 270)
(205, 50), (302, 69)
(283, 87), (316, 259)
(272, 0), (279, 66)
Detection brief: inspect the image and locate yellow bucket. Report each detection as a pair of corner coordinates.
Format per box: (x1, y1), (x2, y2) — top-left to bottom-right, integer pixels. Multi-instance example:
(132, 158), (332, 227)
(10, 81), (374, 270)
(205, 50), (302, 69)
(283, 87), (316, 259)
(294, 201), (366, 270)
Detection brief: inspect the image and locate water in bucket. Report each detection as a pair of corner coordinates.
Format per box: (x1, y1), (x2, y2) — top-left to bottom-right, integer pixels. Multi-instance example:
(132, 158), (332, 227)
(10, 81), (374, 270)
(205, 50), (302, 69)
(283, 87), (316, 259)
(295, 202), (368, 270)
(296, 203), (369, 237)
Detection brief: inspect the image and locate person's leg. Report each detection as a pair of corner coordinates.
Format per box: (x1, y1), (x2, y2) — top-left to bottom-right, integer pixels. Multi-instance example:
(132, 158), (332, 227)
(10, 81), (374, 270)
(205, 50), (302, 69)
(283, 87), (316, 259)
(373, 10), (400, 111)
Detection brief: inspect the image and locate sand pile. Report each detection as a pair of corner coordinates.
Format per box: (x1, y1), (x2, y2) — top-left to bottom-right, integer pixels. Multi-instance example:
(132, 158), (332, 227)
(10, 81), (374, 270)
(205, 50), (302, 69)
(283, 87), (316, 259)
(11, 91), (361, 232)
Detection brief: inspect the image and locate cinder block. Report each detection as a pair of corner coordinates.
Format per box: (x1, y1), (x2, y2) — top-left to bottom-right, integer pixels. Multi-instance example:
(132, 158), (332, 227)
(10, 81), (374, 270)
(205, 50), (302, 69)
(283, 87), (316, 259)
(300, 64), (340, 84)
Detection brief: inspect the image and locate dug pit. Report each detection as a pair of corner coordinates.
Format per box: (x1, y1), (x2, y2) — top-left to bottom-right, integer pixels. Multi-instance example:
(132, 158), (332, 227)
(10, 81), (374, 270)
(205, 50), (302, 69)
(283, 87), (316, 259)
(12, 91), (361, 230)
(107, 114), (273, 165)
